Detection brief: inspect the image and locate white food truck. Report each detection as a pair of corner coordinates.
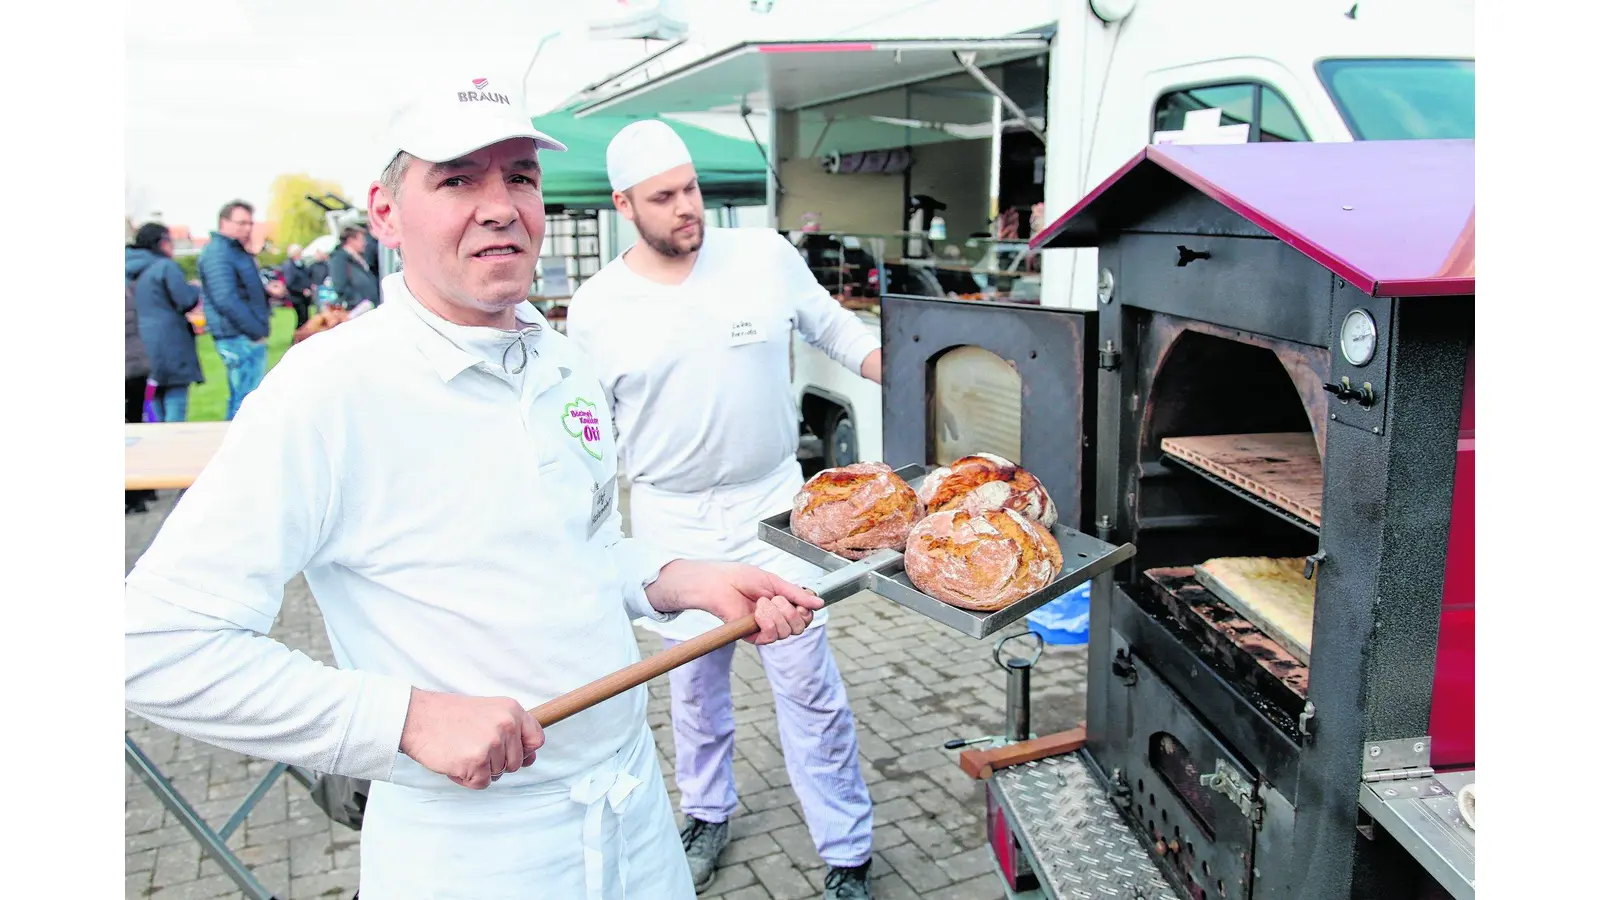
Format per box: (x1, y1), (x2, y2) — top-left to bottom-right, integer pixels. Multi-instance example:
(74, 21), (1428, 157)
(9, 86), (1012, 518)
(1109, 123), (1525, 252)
(566, 0), (1474, 471)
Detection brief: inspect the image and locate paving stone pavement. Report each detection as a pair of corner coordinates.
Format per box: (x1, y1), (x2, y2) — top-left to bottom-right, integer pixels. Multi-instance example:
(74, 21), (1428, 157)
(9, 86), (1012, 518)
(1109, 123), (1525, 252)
(126, 487), (1088, 899)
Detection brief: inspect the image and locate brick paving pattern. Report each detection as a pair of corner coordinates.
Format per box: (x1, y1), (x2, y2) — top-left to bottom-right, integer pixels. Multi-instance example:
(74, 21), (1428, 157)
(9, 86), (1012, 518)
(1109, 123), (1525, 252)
(126, 488), (1087, 899)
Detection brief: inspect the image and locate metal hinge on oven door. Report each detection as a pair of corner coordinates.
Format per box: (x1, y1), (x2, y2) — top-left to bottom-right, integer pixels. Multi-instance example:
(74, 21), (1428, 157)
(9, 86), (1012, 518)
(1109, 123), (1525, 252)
(1361, 737), (1435, 783)
(1199, 760), (1262, 828)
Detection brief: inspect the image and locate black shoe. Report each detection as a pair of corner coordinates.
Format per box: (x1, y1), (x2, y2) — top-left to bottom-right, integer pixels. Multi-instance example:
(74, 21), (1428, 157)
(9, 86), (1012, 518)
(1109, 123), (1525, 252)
(680, 816), (730, 893)
(824, 861), (873, 900)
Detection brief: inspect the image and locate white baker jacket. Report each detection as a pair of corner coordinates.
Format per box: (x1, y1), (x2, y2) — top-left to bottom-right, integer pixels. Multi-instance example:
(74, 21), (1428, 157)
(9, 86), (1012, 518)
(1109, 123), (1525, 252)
(124, 273), (689, 898)
(566, 226), (881, 641)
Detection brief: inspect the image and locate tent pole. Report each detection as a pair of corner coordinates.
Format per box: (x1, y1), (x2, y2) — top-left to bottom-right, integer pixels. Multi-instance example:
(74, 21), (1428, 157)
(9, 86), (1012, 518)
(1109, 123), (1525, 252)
(743, 104), (785, 199)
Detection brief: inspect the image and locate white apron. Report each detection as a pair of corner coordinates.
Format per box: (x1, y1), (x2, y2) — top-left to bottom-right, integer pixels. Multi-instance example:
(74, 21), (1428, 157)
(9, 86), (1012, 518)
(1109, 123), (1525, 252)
(357, 725), (693, 899)
(629, 458), (825, 641)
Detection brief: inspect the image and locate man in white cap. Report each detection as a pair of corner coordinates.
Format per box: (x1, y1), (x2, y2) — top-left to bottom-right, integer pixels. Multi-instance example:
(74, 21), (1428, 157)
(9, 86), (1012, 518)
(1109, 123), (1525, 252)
(566, 120), (882, 899)
(124, 75), (824, 900)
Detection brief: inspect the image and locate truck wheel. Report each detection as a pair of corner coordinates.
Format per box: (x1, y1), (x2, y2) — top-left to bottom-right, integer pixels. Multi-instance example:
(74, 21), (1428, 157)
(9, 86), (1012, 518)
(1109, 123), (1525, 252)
(822, 407), (857, 469)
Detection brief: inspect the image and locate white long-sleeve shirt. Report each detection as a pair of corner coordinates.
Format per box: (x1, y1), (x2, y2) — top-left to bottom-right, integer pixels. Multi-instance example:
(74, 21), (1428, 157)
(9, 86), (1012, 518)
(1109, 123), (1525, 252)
(125, 273), (678, 790)
(565, 227), (880, 496)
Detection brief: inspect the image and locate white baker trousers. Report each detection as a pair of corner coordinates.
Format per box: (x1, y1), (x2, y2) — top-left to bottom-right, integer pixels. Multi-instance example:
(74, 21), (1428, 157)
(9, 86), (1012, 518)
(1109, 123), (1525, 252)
(630, 459), (874, 868)
(357, 725), (692, 899)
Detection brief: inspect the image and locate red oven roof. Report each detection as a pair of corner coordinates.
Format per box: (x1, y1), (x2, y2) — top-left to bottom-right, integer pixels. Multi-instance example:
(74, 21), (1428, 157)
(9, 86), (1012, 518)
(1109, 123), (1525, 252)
(1031, 140), (1475, 298)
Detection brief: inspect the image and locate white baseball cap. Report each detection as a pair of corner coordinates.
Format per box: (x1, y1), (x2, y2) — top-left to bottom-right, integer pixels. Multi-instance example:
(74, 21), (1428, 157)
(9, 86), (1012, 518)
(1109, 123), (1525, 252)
(382, 73), (567, 168)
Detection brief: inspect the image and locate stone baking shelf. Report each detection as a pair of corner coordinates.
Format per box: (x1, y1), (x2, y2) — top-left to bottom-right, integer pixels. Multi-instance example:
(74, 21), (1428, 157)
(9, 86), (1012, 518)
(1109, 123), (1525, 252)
(759, 463), (1136, 639)
(1161, 432), (1323, 535)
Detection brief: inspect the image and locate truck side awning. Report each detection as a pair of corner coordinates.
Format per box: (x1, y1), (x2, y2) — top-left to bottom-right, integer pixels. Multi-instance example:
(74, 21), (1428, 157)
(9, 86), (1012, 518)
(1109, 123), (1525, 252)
(572, 36), (1050, 119)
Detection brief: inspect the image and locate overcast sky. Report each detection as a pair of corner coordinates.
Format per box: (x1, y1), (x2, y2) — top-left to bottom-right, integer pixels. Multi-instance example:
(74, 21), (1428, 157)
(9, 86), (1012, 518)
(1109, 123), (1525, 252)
(126, 0), (1038, 232)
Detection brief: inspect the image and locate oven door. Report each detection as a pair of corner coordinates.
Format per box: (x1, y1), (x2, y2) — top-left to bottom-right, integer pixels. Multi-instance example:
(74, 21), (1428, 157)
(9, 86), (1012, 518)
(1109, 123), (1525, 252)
(1105, 628), (1272, 900)
(880, 294), (1097, 530)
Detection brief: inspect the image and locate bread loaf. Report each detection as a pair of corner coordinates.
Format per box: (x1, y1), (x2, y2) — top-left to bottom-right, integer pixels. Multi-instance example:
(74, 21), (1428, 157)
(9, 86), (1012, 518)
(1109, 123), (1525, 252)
(917, 453), (1057, 527)
(792, 462), (923, 559)
(904, 508), (1063, 611)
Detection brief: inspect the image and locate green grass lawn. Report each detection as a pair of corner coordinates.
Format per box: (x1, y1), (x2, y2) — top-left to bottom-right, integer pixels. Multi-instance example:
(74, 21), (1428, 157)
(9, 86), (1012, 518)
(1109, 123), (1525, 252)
(187, 307), (298, 422)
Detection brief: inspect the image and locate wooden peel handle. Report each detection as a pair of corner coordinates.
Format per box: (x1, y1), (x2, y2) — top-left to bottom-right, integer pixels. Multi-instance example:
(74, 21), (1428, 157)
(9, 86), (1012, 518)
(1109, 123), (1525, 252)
(528, 548), (902, 729)
(529, 614), (759, 728)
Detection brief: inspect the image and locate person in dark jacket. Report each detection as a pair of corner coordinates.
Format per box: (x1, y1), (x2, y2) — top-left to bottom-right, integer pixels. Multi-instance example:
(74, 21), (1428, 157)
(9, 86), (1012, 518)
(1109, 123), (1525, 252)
(328, 226), (380, 310)
(125, 237), (155, 513)
(126, 267), (152, 422)
(282, 243), (315, 328)
(197, 200), (272, 420)
(128, 223), (203, 422)
(307, 247), (331, 294)
(361, 225), (382, 293)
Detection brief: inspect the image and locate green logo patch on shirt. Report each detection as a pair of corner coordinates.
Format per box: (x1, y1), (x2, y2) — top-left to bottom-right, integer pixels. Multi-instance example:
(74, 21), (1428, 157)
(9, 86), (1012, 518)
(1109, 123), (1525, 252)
(563, 398), (604, 460)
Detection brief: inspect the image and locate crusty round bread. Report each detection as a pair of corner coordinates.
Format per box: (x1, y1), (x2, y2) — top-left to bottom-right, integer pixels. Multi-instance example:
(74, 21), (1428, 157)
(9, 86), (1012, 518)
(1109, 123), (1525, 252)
(916, 453), (1057, 527)
(791, 462), (924, 560)
(903, 508), (1064, 611)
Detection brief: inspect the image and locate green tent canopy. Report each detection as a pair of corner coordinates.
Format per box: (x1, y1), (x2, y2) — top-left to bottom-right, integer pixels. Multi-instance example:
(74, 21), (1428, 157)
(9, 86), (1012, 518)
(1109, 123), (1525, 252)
(533, 106), (770, 210)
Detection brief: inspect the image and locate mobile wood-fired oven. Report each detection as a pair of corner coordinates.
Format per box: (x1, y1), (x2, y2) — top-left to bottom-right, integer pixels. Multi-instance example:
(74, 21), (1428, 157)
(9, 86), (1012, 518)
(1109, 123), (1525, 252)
(879, 140), (1475, 899)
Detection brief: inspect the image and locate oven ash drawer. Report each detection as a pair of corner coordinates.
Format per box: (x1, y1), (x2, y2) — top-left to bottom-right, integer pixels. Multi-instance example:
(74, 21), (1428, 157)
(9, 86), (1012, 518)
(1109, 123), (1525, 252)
(1101, 631), (1287, 900)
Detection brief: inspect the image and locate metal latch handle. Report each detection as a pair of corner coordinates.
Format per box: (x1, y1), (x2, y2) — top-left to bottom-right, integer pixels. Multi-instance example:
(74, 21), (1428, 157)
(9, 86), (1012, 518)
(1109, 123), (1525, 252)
(1200, 760), (1262, 825)
(1111, 647), (1137, 685)
(994, 631), (1044, 670)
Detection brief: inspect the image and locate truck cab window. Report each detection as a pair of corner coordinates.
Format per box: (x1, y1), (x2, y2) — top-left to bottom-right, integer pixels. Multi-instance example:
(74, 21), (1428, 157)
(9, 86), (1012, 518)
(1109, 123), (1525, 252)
(1152, 82), (1309, 143)
(1316, 58), (1475, 140)
(1258, 87), (1310, 142)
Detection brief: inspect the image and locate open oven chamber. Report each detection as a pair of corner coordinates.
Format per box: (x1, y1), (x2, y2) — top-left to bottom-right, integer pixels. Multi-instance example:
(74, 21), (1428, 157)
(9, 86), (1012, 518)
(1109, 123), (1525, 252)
(880, 141), (1475, 900)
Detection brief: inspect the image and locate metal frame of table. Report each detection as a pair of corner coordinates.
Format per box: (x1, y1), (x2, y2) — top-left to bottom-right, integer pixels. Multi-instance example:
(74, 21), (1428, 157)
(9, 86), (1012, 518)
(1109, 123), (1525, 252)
(126, 421), (335, 899)
(125, 735), (319, 899)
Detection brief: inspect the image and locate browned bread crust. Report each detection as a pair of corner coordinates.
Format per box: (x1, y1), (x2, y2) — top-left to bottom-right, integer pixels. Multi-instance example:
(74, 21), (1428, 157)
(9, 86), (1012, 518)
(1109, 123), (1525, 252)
(916, 453), (1057, 526)
(904, 508), (1063, 611)
(792, 462), (924, 559)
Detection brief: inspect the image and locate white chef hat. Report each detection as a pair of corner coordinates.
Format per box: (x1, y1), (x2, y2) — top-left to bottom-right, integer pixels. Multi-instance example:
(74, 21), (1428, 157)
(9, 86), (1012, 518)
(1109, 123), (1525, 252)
(607, 120), (694, 193)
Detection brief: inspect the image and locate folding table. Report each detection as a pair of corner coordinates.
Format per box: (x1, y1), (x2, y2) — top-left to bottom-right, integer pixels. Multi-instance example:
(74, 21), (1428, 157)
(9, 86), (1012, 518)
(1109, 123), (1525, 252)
(125, 421), (321, 900)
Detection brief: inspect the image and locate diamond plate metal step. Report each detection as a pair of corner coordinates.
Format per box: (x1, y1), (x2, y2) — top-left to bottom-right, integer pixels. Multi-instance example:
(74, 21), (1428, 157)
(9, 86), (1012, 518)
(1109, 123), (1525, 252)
(990, 753), (1179, 900)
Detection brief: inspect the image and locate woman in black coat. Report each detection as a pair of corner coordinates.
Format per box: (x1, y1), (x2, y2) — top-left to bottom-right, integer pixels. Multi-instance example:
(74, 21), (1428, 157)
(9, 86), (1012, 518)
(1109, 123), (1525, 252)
(328, 226), (380, 310)
(127, 223), (202, 422)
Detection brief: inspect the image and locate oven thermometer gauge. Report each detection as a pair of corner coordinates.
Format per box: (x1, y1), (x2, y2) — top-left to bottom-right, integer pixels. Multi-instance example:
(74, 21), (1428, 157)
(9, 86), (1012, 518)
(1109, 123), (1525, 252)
(1340, 309), (1377, 366)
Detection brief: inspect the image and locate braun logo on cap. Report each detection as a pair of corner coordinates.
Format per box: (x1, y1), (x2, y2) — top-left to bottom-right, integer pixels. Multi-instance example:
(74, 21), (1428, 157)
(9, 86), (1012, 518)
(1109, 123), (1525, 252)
(459, 78), (510, 105)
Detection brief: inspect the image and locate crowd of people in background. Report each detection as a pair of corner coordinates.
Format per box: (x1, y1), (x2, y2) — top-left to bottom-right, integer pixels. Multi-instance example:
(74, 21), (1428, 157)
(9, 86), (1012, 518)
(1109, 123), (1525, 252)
(124, 198), (388, 512)
(125, 201), (387, 407)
